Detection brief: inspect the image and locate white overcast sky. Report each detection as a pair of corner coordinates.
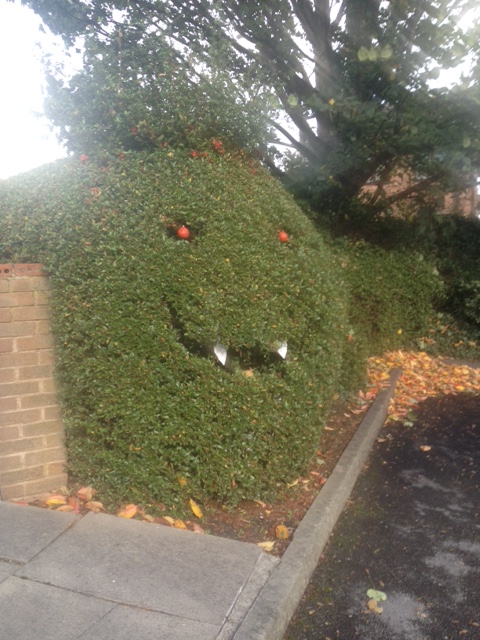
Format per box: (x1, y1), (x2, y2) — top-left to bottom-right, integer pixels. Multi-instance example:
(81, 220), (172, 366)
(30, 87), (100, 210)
(0, 0), (66, 180)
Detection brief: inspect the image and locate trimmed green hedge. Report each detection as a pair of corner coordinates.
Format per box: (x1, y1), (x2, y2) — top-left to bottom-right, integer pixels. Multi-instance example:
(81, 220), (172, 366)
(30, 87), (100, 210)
(0, 149), (363, 508)
(339, 240), (444, 356)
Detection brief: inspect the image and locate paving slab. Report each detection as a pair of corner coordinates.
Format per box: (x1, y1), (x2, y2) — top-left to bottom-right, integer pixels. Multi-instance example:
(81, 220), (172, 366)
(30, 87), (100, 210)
(18, 511), (268, 626)
(77, 604), (220, 640)
(0, 576), (114, 640)
(0, 560), (16, 585)
(0, 501), (77, 564)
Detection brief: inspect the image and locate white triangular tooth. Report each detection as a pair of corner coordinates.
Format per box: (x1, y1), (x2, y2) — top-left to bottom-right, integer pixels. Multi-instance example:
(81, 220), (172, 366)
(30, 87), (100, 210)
(277, 342), (288, 359)
(214, 343), (228, 366)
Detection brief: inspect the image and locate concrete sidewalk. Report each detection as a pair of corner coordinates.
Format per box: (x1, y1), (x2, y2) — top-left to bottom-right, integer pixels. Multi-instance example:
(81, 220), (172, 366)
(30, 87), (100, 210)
(0, 370), (401, 640)
(0, 502), (279, 640)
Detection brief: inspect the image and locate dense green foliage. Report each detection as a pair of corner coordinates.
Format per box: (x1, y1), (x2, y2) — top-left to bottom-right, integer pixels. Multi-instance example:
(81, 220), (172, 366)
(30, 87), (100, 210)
(431, 216), (480, 327)
(0, 150), (363, 508)
(0, 148), (461, 508)
(341, 242), (444, 354)
(317, 209), (480, 359)
(43, 31), (270, 160)
(18, 0), (480, 214)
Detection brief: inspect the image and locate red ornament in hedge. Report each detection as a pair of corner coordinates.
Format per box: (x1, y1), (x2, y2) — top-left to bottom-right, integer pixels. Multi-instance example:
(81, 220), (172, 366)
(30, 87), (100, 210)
(177, 226), (190, 240)
(278, 231), (289, 243)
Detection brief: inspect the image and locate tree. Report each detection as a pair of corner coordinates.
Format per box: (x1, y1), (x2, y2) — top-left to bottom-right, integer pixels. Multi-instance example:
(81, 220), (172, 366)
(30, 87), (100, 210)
(17, 0), (480, 214)
(41, 29), (271, 159)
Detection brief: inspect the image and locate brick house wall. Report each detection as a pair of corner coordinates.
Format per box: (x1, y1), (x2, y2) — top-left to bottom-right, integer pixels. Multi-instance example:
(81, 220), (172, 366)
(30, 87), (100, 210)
(362, 172), (478, 217)
(0, 263), (67, 501)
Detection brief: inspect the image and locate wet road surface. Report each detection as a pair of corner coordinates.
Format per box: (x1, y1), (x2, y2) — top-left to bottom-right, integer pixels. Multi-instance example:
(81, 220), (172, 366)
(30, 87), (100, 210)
(285, 393), (480, 640)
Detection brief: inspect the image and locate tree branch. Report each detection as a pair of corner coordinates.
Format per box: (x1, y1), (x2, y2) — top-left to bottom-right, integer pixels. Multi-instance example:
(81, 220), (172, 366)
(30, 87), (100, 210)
(379, 173), (443, 209)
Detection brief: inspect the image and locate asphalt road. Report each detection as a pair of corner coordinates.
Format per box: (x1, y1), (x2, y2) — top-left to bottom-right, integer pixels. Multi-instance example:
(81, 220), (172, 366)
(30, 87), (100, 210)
(285, 393), (480, 640)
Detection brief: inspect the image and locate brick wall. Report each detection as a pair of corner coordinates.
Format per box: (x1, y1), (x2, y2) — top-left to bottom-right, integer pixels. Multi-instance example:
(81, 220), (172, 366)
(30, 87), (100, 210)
(362, 171), (478, 217)
(0, 263), (67, 500)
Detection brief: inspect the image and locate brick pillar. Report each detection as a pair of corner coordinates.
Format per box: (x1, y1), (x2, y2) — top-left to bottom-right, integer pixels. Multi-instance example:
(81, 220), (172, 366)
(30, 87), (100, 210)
(0, 263), (67, 501)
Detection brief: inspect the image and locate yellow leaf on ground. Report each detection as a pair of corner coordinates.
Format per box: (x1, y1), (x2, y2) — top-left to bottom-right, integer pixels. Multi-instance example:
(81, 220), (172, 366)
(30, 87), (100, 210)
(189, 498), (203, 519)
(55, 504), (74, 512)
(257, 541), (276, 552)
(142, 514), (155, 523)
(45, 495), (67, 507)
(173, 518), (188, 529)
(156, 517), (174, 527)
(177, 476), (188, 487)
(117, 504), (138, 519)
(275, 525), (289, 540)
(163, 516), (175, 525)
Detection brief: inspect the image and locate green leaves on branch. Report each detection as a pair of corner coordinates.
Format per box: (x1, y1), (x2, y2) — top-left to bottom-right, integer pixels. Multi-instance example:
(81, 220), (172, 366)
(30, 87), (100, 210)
(23, 0), (480, 217)
(357, 45), (393, 62)
(43, 31), (271, 159)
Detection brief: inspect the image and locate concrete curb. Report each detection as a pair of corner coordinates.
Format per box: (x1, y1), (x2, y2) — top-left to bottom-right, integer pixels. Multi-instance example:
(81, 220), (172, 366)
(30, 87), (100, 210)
(231, 368), (402, 640)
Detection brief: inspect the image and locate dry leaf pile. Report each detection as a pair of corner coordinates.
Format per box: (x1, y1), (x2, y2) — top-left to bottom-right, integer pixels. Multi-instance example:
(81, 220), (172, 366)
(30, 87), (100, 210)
(37, 485), (205, 534)
(367, 351), (480, 423)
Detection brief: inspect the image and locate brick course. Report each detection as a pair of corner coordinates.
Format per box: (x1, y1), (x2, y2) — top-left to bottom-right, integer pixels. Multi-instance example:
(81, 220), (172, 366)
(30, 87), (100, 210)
(0, 265), (67, 500)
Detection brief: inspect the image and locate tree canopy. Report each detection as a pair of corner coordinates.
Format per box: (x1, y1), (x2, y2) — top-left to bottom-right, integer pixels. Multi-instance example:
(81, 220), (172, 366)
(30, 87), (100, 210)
(16, 0), (480, 214)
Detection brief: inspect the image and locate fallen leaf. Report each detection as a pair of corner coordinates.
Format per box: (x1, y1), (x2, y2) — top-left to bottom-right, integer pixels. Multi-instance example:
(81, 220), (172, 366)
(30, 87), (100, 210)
(275, 525), (289, 540)
(177, 476), (188, 487)
(45, 495), (67, 507)
(257, 541), (275, 552)
(420, 445), (432, 452)
(173, 518), (188, 529)
(367, 599), (378, 610)
(77, 486), (93, 501)
(163, 516), (175, 525)
(350, 406), (368, 414)
(117, 504), (138, 519)
(192, 523), (205, 534)
(85, 501), (104, 513)
(287, 479), (299, 488)
(155, 517), (174, 526)
(254, 499), (267, 508)
(142, 514), (155, 523)
(68, 496), (81, 514)
(55, 504), (74, 512)
(367, 589), (387, 602)
(189, 498), (203, 519)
